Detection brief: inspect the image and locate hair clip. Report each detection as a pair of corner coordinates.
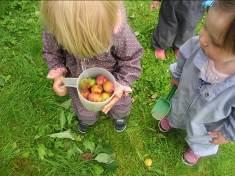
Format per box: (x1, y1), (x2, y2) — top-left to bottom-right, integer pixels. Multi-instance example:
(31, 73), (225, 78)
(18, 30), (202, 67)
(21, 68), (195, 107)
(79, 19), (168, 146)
(202, 0), (215, 8)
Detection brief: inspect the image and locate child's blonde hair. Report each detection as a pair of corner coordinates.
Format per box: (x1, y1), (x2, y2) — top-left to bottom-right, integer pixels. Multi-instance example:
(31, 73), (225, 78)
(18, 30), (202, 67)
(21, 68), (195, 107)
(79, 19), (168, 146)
(41, 1), (120, 58)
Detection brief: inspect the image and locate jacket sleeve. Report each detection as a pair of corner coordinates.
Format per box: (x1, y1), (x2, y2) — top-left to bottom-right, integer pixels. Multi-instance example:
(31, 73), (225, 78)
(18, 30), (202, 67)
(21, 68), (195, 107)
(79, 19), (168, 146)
(170, 36), (199, 80)
(42, 31), (67, 74)
(220, 108), (235, 141)
(112, 24), (143, 87)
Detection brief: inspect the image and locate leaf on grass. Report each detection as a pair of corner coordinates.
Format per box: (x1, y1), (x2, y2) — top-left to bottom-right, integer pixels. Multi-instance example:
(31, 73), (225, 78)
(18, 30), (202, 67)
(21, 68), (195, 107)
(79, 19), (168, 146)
(67, 144), (83, 159)
(104, 161), (118, 172)
(59, 99), (71, 109)
(75, 146), (83, 154)
(94, 144), (113, 155)
(83, 140), (95, 152)
(92, 165), (104, 176)
(4, 75), (11, 82)
(48, 129), (75, 140)
(156, 133), (167, 139)
(0, 77), (5, 87)
(22, 151), (30, 158)
(74, 134), (82, 142)
(136, 150), (143, 161)
(151, 93), (159, 99)
(67, 148), (77, 159)
(134, 31), (140, 36)
(34, 135), (41, 139)
(35, 11), (40, 17)
(12, 142), (17, 149)
(129, 14), (135, 19)
(94, 153), (114, 164)
(37, 144), (46, 160)
(66, 112), (74, 126)
(47, 149), (55, 157)
(154, 168), (165, 175)
(54, 140), (64, 149)
(60, 111), (66, 130)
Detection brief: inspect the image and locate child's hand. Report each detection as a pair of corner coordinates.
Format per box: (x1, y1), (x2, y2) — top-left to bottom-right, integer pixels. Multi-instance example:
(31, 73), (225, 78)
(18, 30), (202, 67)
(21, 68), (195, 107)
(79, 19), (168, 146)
(53, 76), (68, 96)
(102, 83), (132, 114)
(150, 1), (160, 10)
(208, 131), (230, 145)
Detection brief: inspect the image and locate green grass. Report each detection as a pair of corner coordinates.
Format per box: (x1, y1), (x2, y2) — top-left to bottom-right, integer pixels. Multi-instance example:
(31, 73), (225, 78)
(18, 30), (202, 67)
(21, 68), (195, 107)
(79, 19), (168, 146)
(0, 1), (235, 176)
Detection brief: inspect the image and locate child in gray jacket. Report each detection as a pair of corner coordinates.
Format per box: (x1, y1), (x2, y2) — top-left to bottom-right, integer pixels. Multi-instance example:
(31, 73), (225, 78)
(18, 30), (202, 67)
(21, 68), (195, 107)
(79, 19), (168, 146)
(159, 0), (235, 166)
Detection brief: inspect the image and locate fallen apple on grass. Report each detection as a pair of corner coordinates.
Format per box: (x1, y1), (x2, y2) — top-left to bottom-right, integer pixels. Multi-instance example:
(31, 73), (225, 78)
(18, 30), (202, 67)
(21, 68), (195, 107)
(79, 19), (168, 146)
(144, 158), (153, 167)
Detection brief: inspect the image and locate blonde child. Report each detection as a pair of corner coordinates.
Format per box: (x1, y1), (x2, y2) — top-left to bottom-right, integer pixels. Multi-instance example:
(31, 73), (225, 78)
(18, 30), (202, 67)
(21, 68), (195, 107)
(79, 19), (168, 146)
(159, 0), (235, 165)
(40, 1), (143, 133)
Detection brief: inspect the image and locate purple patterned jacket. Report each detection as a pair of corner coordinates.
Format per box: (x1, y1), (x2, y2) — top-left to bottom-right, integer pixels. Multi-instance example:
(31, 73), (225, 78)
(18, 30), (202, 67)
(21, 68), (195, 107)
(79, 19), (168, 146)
(42, 20), (143, 87)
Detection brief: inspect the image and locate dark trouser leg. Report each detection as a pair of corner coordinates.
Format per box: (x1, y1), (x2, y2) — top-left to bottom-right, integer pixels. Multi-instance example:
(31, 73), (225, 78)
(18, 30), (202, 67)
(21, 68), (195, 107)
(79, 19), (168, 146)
(152, 0), (178, 50)
(173, 1), (204, 49)
(69, 88), (98, 125)
(108, 96), (132, 120)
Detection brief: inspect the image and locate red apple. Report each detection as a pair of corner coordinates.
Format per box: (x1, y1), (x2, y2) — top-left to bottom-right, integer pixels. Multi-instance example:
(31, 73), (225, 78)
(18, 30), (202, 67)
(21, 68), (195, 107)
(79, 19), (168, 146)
(96, 75), (108, 85)
(88, 93), (102, 102)
(103, 81), (114, 93)
(91, 85), (103, 94)
(81, 89), (90, 99)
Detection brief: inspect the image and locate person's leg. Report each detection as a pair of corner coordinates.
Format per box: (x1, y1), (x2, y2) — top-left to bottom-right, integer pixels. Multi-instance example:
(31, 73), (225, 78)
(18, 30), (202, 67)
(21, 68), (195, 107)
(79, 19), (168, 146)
(184, 136), (219, 166)
(108, 96), (131, 132)
(184, 120), (220, 165)
(173, 0), (204, 50)
(152, 0), (178, 59)
(69, 88), (98, 133)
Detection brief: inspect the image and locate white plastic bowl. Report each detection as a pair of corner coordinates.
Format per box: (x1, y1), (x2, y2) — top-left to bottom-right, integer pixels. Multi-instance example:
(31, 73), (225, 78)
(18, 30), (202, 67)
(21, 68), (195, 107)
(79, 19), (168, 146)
(63, 67), (116, 112)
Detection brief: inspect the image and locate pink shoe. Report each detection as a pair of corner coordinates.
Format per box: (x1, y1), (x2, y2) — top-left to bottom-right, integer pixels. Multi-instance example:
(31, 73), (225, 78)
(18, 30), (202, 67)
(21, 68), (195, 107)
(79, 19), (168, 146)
(158, 117), (172, 132)
(154, 49), (166, 60)
(174, 48), (179, 58)
(182, 148), (200, 166)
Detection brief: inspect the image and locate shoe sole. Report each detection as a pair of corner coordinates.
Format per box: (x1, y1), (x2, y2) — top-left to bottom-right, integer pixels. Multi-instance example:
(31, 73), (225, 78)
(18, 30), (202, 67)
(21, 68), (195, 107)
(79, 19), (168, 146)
(115, 125), (127, 133)
(158, 121), (170, 133)
(181, 156), (195, 166)
(78, 129), (87, 134)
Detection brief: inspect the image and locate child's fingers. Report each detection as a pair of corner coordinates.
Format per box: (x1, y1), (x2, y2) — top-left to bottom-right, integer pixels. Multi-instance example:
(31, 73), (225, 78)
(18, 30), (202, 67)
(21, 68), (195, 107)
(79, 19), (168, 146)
(102, 98), (117, 114)
(53, 77), (67, 96)
(115, 82), (132, 96)
(208, 131), (219, 137)
(210, 138), (219, 144)
(54, 86), (67, 96)
(208, 131), (226, 144)
(123, 87), (132, 96)
(102, 96), (120, 114)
